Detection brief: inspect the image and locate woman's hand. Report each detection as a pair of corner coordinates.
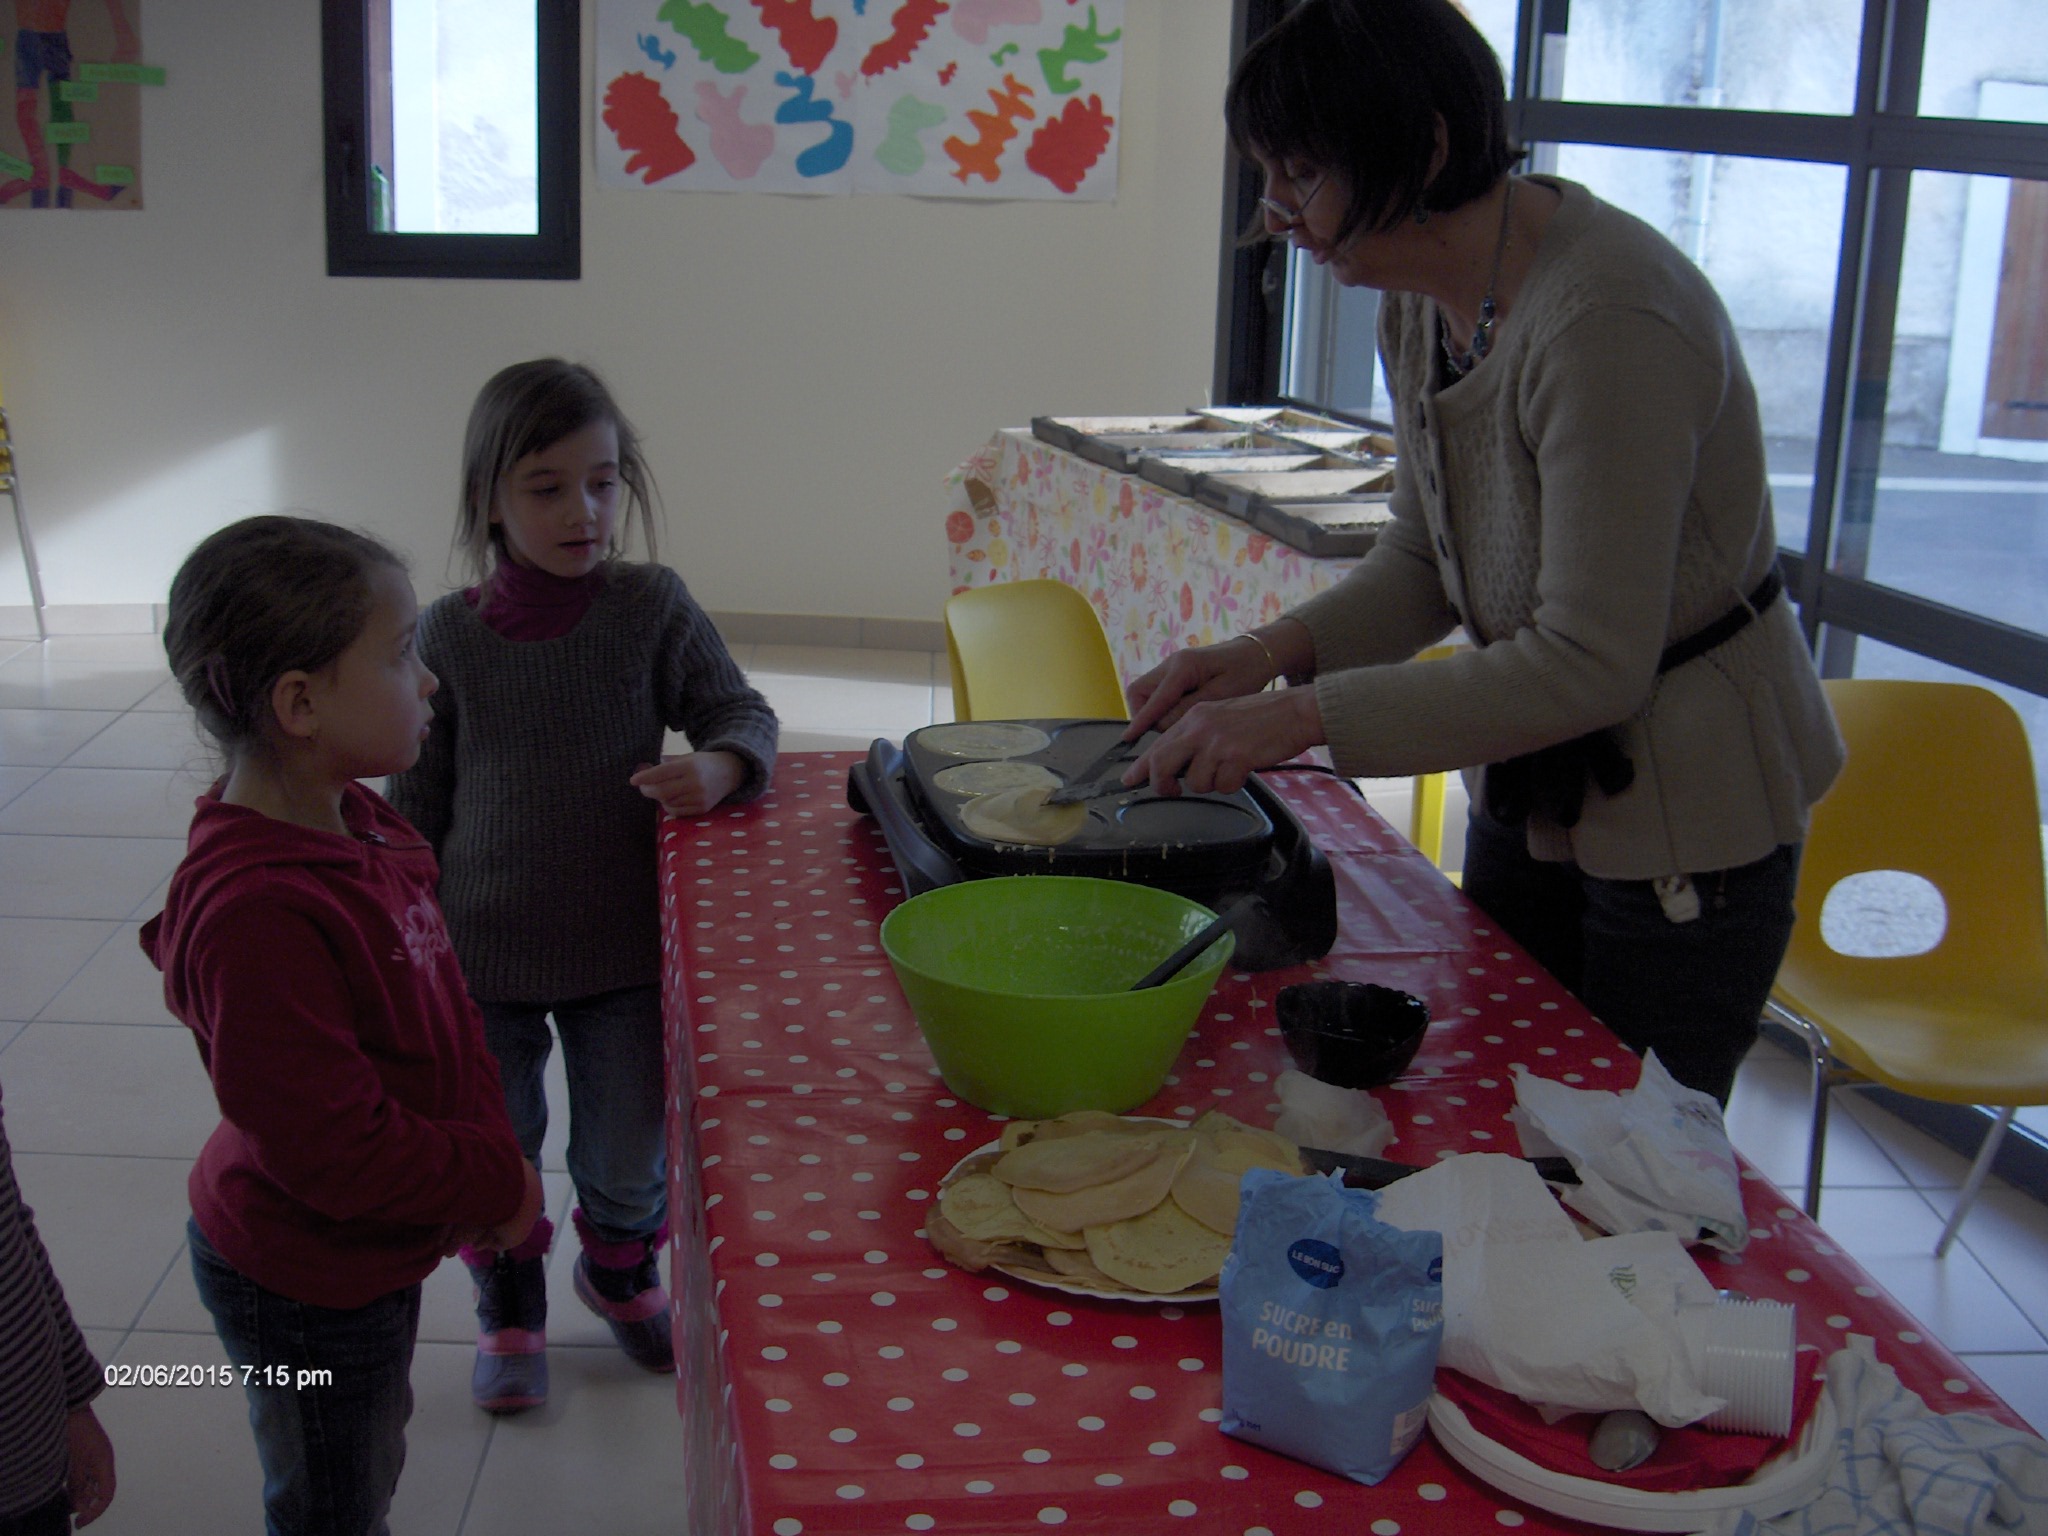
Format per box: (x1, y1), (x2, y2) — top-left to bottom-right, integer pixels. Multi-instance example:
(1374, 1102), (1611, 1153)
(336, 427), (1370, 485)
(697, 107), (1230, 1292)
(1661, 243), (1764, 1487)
(1125, 620), (1315, 740)
(1124, 686), (1325, 798)
(66, 1404), (116, 1527)
(630, 750), (745, 818)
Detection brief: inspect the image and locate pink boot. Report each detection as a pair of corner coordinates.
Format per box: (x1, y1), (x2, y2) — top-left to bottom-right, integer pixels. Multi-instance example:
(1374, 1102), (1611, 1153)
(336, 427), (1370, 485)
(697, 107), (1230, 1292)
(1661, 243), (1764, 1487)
(571, 1207), (674, 1373)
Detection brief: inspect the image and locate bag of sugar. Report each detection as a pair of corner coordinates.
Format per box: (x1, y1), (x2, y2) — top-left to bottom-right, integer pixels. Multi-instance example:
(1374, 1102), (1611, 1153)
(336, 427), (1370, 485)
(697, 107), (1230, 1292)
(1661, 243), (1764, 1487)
(1218, 1168), (1444, 1484)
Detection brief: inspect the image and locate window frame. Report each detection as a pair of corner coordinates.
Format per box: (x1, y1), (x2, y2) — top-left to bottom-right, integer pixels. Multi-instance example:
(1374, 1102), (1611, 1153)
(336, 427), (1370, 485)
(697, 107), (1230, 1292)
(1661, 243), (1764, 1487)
(320, 0), (582, 281)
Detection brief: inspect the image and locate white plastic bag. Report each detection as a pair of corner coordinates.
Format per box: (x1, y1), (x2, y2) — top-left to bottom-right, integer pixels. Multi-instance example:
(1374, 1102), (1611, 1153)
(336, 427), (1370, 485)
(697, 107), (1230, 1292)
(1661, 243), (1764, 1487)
(1511, 1052), (1749, 1252)
(1272, 1069), (1395, 1158)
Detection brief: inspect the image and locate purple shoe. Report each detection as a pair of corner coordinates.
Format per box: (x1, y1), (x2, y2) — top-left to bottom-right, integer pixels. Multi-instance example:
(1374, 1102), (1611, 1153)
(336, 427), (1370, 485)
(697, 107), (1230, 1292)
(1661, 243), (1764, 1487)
(571, 1208), (675, 1373)
(464, 1216), (552, 1414)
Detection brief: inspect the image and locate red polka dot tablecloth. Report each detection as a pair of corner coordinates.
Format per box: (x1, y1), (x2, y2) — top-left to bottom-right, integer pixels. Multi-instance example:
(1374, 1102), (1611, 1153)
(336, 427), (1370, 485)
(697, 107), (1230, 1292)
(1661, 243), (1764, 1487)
(660, 755), (2023, 1536)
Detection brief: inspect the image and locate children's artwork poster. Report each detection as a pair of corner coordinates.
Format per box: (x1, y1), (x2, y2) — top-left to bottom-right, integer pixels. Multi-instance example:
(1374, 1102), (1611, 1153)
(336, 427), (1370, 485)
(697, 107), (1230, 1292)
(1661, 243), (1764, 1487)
(1, 1), (161, 211)
(595, 0), (1123, 200)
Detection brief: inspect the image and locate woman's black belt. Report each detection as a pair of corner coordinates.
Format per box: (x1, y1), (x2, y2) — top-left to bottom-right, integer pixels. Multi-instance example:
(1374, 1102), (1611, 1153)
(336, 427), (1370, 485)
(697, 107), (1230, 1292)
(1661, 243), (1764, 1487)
(1482, 567), (1785, 830)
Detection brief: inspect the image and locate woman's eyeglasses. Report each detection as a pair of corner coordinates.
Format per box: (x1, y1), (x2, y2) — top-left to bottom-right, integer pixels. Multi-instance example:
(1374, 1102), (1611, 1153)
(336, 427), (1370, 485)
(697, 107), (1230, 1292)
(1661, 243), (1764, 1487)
(1258, 173), (1326, 229)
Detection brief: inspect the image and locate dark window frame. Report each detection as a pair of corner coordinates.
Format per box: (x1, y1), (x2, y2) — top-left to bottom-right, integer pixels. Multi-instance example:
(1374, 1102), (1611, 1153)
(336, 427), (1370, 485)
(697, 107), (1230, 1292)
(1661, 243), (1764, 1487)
(320, 0), (582, 281)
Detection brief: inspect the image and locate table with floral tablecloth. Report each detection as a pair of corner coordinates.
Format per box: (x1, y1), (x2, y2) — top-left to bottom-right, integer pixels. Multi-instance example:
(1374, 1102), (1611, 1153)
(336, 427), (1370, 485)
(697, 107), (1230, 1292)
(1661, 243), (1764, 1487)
(660, 755), (2028, 1536)
(945, 429), (1362, 684)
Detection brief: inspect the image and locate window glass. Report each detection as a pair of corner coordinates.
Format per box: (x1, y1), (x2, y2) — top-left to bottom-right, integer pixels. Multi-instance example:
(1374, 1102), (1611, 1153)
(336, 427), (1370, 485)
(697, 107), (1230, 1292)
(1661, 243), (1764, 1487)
(384, 0), (537, 234)
(1531, 0), (1860, 115)
(1551, 144), (1848, 551)
(1852, 171), (2048, 634)
(1919, 2), (2048, 121)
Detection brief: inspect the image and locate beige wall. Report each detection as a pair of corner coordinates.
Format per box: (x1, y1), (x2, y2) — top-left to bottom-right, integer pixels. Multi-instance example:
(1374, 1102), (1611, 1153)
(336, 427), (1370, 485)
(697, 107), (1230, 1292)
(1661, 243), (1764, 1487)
(0, 1), (1232, 626)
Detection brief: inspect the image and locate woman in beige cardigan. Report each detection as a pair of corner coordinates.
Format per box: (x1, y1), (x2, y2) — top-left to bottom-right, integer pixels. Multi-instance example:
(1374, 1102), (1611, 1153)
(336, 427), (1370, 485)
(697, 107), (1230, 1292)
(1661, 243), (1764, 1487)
(1124, 0), (1841, 1103)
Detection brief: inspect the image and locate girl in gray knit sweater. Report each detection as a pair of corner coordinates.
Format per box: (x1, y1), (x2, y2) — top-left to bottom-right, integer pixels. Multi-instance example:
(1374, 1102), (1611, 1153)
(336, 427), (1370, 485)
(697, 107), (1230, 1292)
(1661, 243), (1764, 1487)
(388, 359), (779, 1414)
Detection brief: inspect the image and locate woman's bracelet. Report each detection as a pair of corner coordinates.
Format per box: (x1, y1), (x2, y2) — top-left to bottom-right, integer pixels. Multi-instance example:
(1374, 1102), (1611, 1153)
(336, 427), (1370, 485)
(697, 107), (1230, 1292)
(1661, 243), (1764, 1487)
(1236, 631), (1282, 684)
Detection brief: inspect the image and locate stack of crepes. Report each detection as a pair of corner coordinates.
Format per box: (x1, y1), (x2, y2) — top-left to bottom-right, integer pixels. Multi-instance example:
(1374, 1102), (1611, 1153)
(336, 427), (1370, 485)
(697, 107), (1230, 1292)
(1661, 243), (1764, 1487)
(928, 1109), (1310, 1294)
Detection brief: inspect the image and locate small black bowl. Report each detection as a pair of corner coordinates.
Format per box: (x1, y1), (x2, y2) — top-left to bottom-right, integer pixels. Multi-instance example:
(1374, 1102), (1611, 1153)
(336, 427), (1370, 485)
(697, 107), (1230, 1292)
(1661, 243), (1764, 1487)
(1277, 981), (1431, 1089)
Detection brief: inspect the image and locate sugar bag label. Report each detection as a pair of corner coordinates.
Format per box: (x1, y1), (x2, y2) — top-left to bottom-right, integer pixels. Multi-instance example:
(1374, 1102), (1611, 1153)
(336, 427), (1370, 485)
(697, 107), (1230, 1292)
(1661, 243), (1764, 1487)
(1219, 1168), (1443, 1484)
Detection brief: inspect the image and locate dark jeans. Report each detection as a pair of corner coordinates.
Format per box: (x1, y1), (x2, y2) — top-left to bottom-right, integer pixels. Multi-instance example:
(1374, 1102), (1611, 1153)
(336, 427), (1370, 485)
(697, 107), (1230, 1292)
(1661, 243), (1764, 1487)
(479, 983), (666, 1243)
(0, 1488), (68, 1536)
(188, 1220), (420, 1536)
(1460, 804), (1801, 1104)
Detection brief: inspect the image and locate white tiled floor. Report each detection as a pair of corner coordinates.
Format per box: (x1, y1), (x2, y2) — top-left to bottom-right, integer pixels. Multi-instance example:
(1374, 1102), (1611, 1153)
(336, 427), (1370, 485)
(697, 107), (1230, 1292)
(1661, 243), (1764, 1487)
(2, 631), (2045, 1534)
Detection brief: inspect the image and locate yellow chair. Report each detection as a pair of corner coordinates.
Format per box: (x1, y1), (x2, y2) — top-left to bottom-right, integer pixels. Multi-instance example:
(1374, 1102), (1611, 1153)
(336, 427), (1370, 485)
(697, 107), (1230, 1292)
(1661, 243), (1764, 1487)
(1764, 678), (2048, 1255)
(944, 579), (1128, 722)
(1407, 644), (1460, 872)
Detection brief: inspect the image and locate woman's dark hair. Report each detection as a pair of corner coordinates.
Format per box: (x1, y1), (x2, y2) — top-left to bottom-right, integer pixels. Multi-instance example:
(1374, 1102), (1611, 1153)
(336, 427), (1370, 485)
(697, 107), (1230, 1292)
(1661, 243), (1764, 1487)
(455, 357), (658, 592)
(1226, 0), (1518, 242)
(163, 515), (406, 758)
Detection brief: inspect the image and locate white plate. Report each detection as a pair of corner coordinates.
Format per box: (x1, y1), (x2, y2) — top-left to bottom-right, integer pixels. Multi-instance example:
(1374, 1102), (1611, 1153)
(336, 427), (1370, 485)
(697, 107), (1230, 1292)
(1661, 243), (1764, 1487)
(942, 1122), (1222, 1305)
(1425, 1389), (1839, 1532)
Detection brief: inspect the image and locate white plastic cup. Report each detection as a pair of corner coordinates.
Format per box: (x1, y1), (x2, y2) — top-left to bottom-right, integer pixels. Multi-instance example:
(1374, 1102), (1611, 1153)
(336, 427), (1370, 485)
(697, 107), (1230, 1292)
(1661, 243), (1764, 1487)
(1698, 1296), (1797, 1436)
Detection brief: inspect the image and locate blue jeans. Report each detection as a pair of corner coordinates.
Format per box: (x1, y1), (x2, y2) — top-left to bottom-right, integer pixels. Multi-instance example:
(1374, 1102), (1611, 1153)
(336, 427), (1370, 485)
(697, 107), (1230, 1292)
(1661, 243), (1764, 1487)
(0, 1488), (68, 1536)
(1460, 804), (1801, 1104)
(188, 1220), (418, 1536)
(479, 984), (666, 1243)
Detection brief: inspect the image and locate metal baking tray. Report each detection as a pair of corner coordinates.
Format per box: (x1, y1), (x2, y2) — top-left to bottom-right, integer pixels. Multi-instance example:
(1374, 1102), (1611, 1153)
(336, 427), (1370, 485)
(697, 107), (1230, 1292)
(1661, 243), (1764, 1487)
(1254, 497), (1397, 558)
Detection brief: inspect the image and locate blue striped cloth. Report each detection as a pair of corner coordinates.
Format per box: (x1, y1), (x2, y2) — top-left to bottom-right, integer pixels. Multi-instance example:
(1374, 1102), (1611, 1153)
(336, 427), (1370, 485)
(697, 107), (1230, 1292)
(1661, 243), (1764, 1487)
(1733, 1337), (2048, 1536)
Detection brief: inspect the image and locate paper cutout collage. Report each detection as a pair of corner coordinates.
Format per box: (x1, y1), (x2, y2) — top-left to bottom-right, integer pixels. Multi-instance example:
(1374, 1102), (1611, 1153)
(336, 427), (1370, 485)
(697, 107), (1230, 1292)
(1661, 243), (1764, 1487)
(1, 0), (160, 211)
(596, 0), (1124, 199)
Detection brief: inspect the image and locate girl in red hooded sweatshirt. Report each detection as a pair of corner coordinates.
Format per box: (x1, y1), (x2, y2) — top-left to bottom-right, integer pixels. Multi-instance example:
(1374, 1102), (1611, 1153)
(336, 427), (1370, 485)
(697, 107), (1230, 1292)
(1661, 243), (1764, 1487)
(141, 515), (542, 1536)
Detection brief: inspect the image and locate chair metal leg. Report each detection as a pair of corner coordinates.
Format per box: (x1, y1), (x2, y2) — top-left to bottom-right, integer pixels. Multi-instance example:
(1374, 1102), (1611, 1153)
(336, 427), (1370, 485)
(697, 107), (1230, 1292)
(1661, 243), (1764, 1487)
(1936, 1104), (2016, 1259)
(1764, 1001), (1834, 1218)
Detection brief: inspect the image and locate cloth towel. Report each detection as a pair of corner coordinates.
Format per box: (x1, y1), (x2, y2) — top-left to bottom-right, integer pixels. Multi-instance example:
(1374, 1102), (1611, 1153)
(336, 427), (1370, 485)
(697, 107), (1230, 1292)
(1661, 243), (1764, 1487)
(1726, 1336), (2048, 1536)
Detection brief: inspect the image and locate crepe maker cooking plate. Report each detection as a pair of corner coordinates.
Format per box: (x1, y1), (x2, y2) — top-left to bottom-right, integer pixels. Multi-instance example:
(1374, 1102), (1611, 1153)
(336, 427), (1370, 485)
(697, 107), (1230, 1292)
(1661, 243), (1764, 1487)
(847, 719), (1337, 971)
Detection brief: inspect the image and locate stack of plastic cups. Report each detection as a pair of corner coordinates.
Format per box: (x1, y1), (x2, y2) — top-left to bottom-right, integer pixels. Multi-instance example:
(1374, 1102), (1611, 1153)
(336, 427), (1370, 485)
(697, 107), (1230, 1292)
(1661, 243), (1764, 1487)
(1699, 1296), (1797, 1436)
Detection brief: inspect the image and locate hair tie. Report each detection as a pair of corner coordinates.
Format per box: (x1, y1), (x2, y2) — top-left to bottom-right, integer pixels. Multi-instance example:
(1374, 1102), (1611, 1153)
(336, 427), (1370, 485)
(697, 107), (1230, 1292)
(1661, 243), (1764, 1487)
(204, 654), (235, 719)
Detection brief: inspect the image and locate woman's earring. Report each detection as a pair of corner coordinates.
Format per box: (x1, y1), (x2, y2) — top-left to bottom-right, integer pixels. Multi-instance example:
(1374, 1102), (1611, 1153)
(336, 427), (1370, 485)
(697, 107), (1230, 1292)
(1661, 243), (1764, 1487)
(1413, 205), (1430, 226)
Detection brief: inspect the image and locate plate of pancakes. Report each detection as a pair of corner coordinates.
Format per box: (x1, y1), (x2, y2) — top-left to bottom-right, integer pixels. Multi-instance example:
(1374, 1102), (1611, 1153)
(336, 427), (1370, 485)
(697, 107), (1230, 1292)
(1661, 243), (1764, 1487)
(926, 1110), (1311, 1302)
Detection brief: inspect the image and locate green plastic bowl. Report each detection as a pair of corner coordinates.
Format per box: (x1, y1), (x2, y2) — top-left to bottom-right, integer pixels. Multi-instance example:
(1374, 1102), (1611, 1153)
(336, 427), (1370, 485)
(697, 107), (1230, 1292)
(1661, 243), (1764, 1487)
(879, 876), (1234, 1119)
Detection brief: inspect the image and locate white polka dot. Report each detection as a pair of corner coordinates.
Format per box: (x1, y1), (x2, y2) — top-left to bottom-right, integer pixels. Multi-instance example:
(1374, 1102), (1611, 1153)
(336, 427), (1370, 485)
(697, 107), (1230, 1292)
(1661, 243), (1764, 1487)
(1372, 1522), (1400, 1535)
(1785, 1268), (1811, 1283)
(943, 1367), (970, 1382)
(933, 1317), (959, 1332)
(1095, 1473), (1123, 1487)
(1078, 1415), (1105, 1431)
(1149, 1441), (1177, 1456)
(761, 1346), (788, 1361)
(1946, 1378), (1971, 1394)
(1294, 1490), (1324, 1508)
(1023, 1447), (1052, 1464)
(770, 1454), (798, 1470)
(1827, 1314), (1851, 1329)
(756, 1253), (780, 1267)
(775, 1521), (802, 1535)
(1112, 1335), (1138, 1349)
(955, 1422), (982, 1437)
(906, 1518), (935, 1532)
(829, 1427), (857, 1443)
(1198, 1408), (1223, 1424)
(1010, 1392), (1035, 1406)
(836, 1486), (864, 1501)
(1168, 1501), (1198, 1517)
(1496, 1512), (1525, 1526)
(1220, 1465), (1249, 1481)
(878, 1345), (905, 1360)
(1898, 1329), (1923, 1344)
(823, 1372), (850, 1387)
(1047, 1311), (1073, 1326)
(896, 1453), (924, 1470)
(888, 1397), (915, 1411)
(765, 1398), (793, 1413)
(964, 1480), (994, 1494)
(996, 1340), (1023, 1355)
(872, 1292), (896, 1306)
(1038, 1511), (1067, 1526)
(1178, 1357), (1205, 1372)
(1418, 1483), (1447, 1501)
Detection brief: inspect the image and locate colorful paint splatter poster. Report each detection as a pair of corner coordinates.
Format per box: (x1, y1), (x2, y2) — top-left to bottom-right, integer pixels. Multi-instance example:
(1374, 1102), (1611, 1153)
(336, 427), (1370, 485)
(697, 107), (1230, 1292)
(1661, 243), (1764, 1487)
(0, 0), (157, 211)
(596, 0), (1123, 199)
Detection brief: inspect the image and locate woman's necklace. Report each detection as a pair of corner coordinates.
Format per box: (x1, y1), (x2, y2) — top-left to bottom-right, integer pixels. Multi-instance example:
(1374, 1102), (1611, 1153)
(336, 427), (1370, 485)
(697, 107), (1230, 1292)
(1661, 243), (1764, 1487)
(1441, 179), (1517, 379)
